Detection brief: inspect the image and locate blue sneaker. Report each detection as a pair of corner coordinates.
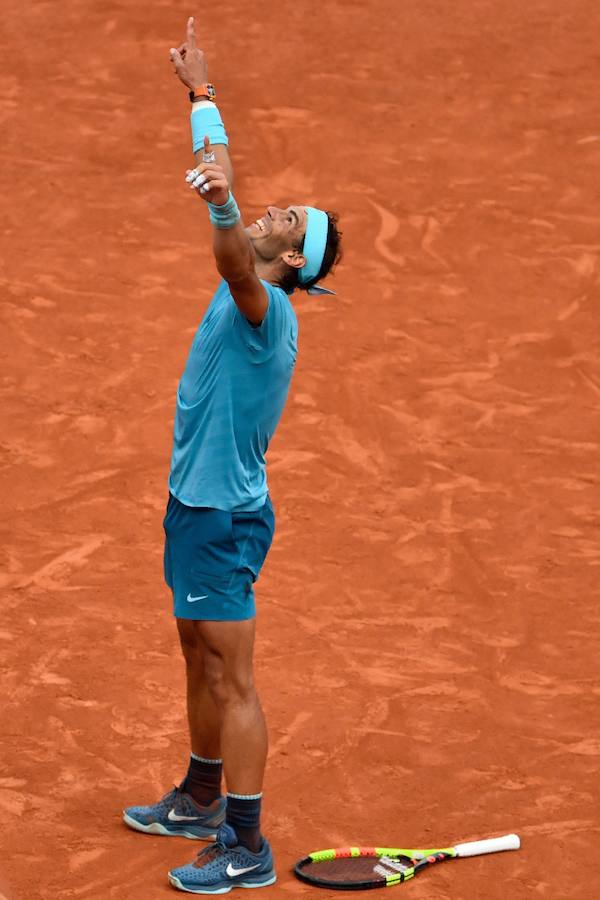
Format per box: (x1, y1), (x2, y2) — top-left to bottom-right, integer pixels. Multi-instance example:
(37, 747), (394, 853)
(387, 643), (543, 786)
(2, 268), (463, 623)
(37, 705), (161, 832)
(123, 785), (226, 840)
(168, 824), (276, 894)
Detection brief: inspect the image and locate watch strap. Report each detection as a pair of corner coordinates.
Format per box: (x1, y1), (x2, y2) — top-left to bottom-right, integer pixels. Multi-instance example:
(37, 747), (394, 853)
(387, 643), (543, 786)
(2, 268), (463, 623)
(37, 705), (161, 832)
(189, 83), (216, 103)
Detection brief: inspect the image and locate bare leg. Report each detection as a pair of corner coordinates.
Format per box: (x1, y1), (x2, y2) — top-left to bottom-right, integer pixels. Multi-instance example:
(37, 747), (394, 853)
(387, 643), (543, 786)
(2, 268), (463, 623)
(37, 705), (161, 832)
(179, 617), (267, 795)
(177, 618), (222, 759)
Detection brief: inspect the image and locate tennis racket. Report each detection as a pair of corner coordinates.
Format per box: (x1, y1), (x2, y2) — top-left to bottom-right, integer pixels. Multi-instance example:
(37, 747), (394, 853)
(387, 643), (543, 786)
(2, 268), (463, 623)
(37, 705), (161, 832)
(294, 833), (520, 890)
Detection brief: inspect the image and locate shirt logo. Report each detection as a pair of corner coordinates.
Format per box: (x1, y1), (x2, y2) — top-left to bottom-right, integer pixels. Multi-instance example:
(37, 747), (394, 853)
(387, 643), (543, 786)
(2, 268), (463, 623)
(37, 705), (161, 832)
(187, 593), (208, 602)
(226, 863), (261, 878)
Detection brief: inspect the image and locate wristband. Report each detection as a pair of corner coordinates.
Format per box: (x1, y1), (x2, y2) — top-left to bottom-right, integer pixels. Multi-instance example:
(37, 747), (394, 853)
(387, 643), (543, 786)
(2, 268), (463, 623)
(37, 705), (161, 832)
(191, 103), (228, 152)
(208, 192), (241, 229)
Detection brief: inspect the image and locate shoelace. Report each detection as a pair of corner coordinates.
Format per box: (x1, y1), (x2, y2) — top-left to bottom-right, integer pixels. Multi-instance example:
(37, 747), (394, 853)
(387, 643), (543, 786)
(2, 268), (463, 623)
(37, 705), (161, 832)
(156, 787), (179, 814)
(194, 843), (227, 868)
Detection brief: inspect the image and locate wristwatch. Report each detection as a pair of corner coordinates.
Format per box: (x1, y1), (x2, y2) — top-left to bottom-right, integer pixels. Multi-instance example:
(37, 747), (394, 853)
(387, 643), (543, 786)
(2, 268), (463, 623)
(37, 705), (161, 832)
(189, 83), (216, 103)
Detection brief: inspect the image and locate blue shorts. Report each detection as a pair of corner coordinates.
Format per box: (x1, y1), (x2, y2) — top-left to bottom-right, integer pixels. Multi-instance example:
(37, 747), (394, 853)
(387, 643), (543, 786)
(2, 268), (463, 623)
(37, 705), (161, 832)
(163, 493), (275, 621)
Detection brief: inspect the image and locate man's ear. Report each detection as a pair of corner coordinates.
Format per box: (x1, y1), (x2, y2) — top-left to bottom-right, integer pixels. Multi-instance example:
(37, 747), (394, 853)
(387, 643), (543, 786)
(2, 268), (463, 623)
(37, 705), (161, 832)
(281, 248), (306, 270)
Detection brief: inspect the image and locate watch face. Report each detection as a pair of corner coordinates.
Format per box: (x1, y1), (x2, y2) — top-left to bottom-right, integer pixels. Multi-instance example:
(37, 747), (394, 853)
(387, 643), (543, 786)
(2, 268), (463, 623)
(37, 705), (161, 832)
(206, 83), (216, 99)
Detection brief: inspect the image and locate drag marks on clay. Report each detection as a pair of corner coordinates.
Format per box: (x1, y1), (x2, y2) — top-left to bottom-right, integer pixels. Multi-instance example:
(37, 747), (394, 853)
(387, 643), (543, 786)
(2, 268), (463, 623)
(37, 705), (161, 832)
(408, 214), (451, 270)
(498, 671), (584, 698)
(366, 198), (406, 268)
(110, 695), (185, 751)
(537, 432), (599, 450)
(68, 847), (108, 872)
(0, 790), (28, 817)
(322, 414), (387, 473)
(2, 2), (600, 898)
(269, 711), (314, 759)
(266, 448), (319, 473)
(58, 851), (157, 899)
(575, 365), (600, 398)
(12, 534), (111, 591)
(69, 468), (123, 488)
(521, 819), (600, 837)
(0, 437), (55, 472)
(547, 738), (600, 758)
(243, 167), (316, 211)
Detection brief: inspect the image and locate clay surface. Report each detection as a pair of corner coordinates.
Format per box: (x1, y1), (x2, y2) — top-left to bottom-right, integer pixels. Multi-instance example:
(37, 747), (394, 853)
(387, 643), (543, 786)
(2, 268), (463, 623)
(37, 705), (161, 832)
(1, 1), (599, 897)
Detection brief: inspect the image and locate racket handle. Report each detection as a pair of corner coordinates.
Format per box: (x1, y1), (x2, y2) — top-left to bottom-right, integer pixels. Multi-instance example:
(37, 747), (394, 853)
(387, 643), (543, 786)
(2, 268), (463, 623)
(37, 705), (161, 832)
(454, 834), (521, 857)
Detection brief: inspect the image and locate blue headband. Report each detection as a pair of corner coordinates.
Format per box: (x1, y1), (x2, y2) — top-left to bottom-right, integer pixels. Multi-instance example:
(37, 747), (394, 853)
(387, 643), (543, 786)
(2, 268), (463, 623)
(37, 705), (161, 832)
(299, 207), (329, 285)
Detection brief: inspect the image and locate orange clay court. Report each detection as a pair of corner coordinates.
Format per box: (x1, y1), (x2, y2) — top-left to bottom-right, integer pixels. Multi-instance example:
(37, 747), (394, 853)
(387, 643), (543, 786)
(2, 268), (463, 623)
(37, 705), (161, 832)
(1, 1), (600, 898)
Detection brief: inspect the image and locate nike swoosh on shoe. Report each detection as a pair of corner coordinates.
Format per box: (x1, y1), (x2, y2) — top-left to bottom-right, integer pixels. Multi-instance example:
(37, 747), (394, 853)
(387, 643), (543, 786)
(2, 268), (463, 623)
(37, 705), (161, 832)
(168, 808), (202, 822)
(226, 863), (261, 877)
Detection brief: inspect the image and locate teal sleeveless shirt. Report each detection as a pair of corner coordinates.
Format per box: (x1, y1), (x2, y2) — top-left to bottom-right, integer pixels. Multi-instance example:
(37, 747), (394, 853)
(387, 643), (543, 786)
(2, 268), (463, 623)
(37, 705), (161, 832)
(169, 279), (298, 511)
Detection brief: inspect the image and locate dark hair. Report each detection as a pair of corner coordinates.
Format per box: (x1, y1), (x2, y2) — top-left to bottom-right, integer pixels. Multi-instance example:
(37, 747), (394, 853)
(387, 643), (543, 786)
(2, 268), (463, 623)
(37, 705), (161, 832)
(278, 211), (343, 294)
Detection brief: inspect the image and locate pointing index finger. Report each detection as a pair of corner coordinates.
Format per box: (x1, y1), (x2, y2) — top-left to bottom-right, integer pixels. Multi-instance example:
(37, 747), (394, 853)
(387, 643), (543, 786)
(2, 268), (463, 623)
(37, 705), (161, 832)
(202, 134), (216, 163)
(187, 16), (196, 50)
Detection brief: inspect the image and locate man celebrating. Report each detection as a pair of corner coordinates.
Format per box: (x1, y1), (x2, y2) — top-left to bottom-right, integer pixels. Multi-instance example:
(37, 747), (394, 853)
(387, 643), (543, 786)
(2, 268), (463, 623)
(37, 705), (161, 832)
(122, 16), (342, 895)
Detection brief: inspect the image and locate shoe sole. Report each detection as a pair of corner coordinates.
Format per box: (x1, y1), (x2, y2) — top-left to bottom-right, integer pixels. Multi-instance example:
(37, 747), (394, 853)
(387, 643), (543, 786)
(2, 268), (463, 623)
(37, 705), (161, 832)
(168, 873), (277, 894)
(123, 812), (218, 841)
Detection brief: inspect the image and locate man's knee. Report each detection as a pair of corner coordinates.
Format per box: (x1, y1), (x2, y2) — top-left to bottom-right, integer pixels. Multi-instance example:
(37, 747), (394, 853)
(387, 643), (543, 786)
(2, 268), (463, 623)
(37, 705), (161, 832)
(177, 617), (256, 704)
(203, 648), (253, 707)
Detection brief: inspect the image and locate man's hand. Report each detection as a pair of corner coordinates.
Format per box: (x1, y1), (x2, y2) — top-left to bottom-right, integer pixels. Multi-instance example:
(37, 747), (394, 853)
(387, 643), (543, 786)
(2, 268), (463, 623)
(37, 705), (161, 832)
(170, 16), (208, 90)
(171, 15), (261, 322)
(185, 137), (230, 206)
(170, 16), (234, 189)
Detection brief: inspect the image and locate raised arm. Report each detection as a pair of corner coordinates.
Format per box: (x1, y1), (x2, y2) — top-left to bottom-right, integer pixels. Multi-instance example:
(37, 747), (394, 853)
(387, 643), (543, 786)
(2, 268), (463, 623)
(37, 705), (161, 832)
(185, 142), (268, 325)
(169, 17), (268, 326)
(170, 18), (233, 189)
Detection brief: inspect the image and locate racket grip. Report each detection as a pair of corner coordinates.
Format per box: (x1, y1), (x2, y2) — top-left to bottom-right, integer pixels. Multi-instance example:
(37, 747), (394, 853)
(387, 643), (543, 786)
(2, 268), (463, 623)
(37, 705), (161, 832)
(454, 834), (520, 857)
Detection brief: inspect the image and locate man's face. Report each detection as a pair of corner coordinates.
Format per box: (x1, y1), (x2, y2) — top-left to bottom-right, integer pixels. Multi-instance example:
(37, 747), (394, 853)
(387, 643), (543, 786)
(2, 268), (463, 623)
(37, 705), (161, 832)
(245, 205), (308, 263)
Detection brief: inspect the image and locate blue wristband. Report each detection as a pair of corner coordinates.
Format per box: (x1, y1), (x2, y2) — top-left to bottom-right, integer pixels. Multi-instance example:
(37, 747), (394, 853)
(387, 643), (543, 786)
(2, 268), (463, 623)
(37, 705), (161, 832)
(208, 192), (241, 229)
(191, 104), (228, 153)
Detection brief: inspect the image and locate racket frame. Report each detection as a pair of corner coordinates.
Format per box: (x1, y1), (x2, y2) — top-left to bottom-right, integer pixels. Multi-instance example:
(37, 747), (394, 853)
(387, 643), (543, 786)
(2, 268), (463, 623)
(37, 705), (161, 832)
(294, 834), (520, 890)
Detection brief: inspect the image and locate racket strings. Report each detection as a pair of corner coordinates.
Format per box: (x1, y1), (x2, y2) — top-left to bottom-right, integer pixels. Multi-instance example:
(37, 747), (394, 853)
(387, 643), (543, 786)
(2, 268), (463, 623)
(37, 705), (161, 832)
(304, 854), (414, 883)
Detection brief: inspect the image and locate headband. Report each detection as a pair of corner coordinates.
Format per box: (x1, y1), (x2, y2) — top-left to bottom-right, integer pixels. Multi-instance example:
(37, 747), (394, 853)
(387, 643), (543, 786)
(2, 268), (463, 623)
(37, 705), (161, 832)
(299, 207), (329, 286)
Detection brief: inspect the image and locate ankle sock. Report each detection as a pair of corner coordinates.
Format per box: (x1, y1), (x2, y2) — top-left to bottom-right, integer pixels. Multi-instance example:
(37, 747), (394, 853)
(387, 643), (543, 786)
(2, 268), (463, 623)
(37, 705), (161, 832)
(226, 792), (262, 853)
(182, 753), (223, 807)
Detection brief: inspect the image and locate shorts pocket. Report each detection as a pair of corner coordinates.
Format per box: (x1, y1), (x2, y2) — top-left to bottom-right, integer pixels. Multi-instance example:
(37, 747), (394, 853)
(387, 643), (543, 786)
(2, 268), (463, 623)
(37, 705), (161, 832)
(231, 501), (275, 582)
(187, 508), (237, 582)
(190, 566), (233, 584)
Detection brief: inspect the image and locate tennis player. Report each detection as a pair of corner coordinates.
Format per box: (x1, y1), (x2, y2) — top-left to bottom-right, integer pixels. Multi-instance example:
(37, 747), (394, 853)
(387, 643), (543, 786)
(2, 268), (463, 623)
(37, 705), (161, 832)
(122, 16), (342, 895)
